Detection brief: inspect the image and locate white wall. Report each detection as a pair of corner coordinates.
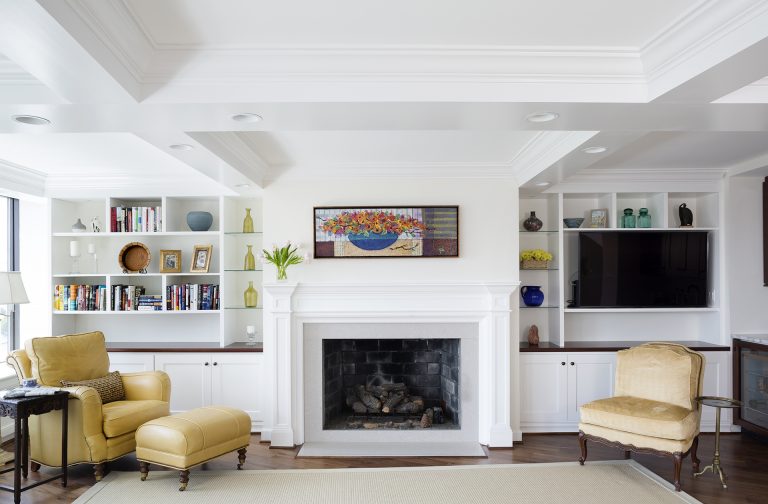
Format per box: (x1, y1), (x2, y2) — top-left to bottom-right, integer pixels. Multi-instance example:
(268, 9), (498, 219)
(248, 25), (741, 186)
(263, 178), (518, 283)
(727, 176), (768, 334)
(19, 198), (50, 343)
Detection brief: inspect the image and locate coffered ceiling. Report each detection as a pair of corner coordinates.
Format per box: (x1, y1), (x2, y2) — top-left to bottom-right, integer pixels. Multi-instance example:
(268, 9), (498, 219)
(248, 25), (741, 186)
(2, 0), (768, 197)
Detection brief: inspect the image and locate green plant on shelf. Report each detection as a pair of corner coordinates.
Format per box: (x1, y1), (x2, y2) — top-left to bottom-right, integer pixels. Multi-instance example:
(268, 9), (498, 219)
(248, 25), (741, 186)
(519, 249), (553, 262)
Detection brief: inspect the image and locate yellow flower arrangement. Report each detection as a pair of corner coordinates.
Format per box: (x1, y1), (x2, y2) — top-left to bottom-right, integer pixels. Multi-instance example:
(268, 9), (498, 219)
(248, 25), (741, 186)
(520, 249), (553, 262)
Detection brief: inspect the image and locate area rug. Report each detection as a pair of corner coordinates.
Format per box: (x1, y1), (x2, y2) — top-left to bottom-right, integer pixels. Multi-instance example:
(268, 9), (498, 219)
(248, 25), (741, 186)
(73, 460), (701, 504)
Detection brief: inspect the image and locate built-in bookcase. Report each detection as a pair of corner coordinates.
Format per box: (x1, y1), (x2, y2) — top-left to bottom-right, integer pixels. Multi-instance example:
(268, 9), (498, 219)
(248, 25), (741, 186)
(49, 196), (263, 346)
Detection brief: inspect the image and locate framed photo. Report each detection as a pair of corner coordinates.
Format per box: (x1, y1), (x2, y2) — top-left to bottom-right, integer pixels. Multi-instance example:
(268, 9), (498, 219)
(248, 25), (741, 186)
(190, 245), (213, 273)
(314, 206), (459, 258)
(159, 249), (181, 273)
(589, 208), (608, 228)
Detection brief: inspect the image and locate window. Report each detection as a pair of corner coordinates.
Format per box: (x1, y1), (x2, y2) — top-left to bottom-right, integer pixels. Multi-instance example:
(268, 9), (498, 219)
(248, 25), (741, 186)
(0, 196), (18, 378)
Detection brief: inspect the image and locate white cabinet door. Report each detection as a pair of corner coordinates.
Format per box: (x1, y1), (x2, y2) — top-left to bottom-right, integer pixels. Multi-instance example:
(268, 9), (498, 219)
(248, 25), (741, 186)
(567, 353), (616, 422)
(211, 353), (264, 431)
(154, 353), (212, 414)
(520, 353), (569, 426)
(699, 351), (731, 432)
(108, 352), (154, 373)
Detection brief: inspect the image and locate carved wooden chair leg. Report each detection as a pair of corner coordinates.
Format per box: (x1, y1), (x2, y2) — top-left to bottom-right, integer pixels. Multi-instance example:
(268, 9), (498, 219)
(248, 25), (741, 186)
(139, 461), (149, 481)
(690, 435), (701, 473)
(672, 453), (683, 492)
(30, 462), (40, 472)
(237, 447), (247, 470)
(179, 470), (190, 491)
(578, 431), (588, 465)
(94, 463), (105, 482)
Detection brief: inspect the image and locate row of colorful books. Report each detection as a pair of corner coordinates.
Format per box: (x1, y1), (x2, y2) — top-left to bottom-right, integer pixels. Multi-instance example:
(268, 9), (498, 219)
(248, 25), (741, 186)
(110, 205), (162, 233)
(166, 283), (220, 311)
(53, 284), (108, 311)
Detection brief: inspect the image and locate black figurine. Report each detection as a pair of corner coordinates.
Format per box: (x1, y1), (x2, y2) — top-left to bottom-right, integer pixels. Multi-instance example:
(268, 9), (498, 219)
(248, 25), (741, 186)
(679, 203), (693, 227)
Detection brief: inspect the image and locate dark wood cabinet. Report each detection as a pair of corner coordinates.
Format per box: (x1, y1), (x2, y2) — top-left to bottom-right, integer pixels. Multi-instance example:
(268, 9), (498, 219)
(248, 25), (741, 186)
(733, 338), (768, 437)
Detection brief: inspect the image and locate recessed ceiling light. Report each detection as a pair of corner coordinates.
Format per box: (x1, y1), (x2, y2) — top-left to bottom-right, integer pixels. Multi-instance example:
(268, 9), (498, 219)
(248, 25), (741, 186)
(525, 112), (559, 123)
(231, 113), (263, 123)
(582, 146), (608, 154)
(535, 182), (550, 187)
(12, 114), (51, 126)
(235, 183), (250, 188)
(169, 144), (194, 151)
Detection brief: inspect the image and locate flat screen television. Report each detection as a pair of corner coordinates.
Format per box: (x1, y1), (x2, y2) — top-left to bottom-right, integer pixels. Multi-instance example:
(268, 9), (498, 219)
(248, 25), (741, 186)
(578, 231), (709, 308)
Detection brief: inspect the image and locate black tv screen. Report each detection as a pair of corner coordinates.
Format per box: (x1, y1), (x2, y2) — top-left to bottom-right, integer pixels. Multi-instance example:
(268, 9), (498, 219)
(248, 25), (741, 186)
(578, 231), (709, 308)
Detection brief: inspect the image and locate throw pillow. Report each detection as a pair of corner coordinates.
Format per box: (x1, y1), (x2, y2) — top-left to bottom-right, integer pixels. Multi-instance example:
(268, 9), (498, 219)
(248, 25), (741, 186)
(61, 370), (125, 404)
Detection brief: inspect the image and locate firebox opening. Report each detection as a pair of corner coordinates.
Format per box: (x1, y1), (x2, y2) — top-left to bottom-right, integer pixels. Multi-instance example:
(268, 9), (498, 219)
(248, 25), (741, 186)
(323, 338), (460, 431)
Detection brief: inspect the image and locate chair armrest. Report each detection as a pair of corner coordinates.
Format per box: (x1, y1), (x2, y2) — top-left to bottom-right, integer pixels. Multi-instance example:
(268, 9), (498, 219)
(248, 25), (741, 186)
(121, 371), (171, 402)
(61, 385), (106, 453)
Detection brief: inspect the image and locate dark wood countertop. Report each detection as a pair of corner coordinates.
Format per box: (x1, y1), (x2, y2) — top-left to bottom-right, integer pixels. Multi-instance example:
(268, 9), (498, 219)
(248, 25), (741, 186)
(520, 340), (729, 352)
(106, 342), (263, 352)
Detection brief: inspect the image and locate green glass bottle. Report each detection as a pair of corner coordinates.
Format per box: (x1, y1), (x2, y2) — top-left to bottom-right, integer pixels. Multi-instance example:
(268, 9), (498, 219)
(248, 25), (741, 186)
(244, 281), (258, 308)
(244, 244), (256, 270)
(242, 208), (254, 233)
(622, 208), (636, 228)
(637, 208), (651, 228)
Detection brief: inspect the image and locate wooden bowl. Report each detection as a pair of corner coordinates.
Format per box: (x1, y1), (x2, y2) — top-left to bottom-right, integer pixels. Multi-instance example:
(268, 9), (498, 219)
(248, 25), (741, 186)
(119, 242), (150, 273)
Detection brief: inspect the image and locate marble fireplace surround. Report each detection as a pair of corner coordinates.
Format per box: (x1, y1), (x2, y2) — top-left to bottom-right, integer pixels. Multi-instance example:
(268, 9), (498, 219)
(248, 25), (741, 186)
(262, 282), (521, 450)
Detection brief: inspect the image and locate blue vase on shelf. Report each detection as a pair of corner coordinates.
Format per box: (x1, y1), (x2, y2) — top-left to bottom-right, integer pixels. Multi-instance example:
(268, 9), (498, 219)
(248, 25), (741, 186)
(521, 286), (545, 307)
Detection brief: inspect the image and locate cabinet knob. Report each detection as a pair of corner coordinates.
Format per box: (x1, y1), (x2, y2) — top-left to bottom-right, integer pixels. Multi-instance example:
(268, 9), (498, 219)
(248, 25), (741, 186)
(204, 362), (209, 366)
(561, 362), (566, 366)
(570, 362), (575, 366)
(213, 362), (218, 366)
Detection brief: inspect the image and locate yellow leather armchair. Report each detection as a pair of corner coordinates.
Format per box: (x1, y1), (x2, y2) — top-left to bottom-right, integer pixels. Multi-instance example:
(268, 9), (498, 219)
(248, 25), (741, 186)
(578, 342), (705, 491)
(7, 331), (171, 480)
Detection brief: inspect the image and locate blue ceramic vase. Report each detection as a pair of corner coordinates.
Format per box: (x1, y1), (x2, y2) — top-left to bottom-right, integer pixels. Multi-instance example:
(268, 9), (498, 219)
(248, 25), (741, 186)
(521, 286), (545, 307)
(186, 211), (213, 231)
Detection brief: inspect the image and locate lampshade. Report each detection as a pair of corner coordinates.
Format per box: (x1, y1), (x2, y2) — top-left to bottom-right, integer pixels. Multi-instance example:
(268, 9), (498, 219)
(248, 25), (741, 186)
(0, 272), (29, 305)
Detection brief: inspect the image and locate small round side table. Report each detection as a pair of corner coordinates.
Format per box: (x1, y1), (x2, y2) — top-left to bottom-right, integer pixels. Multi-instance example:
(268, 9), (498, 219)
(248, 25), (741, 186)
(693, 396), (741, 488)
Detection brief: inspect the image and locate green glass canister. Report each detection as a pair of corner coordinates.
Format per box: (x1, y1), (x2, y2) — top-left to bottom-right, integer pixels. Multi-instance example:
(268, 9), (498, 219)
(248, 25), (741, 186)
(244, 244), (256, 270)
(242, 208), (254, 233)
(244, 281), (258, 307)
(622, 208), (636, 228)
(637, 208), (652, 228)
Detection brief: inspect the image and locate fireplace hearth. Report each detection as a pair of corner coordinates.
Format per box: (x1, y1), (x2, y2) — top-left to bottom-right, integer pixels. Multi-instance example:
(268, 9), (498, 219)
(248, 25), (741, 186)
(323, 338), (460, 430)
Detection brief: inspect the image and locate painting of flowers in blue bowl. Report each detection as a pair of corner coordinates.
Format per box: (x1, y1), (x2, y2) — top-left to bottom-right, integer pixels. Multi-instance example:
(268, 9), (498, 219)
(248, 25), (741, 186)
(314, 206), (459, 258)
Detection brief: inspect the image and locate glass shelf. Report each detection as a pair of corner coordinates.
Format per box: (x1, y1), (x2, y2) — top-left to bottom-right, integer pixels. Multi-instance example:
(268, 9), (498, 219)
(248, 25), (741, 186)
(520, 304), (559, 309)
(223, 231), (264, 235)
(224, 269), (264, 272)
(520, 267), (559, 271)
(519, 230), (558, 234)
(223, 306), (263, 310)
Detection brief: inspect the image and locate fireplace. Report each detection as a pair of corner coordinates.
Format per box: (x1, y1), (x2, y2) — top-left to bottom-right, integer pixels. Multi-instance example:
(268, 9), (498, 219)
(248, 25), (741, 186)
(262, 282), (520, 454)
(323, 338), (461, 430)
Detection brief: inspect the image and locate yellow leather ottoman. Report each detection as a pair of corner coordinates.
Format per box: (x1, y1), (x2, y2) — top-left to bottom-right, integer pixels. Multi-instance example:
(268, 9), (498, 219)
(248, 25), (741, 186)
(135, 405), (251, 491)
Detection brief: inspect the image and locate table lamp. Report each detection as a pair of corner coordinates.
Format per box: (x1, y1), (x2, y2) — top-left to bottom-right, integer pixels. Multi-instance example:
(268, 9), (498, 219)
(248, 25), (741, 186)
(0, 271), (29, 465)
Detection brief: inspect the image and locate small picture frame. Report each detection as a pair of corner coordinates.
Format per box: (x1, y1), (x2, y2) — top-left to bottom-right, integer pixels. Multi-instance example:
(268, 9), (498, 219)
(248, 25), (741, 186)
(589, 208), (608, 228)
(190, 245), (213, 273)
(159, 249), (181, 273)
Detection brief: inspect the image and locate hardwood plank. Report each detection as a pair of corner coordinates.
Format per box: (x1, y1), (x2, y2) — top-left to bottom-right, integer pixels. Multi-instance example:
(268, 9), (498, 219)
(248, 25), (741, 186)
(0, 433), (763, 503)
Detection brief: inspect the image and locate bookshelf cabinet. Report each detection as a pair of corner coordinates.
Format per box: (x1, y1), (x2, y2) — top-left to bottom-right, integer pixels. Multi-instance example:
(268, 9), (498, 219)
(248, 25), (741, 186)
(49, 196), (263, 346)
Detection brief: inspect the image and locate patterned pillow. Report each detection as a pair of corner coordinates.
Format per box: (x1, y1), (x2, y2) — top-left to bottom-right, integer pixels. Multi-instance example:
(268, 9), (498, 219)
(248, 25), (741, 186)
(61, 371), (125, 404)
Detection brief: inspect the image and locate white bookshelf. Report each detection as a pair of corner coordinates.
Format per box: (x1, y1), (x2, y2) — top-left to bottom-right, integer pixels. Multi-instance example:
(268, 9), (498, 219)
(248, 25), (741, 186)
(49, 196), (263, 346)
(519, 190), (724, 347)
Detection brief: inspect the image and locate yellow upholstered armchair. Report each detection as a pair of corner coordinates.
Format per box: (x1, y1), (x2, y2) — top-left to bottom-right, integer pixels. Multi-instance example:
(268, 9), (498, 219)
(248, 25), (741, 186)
(578, 342), (705, 491)
(7, 331), (171, 480)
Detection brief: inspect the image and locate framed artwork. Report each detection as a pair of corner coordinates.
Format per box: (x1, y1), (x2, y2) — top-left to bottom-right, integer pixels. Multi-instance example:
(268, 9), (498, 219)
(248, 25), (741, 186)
(190, 245), (212, 273)
(159, 249), (181, 273)
(589, 208), (608, 228)
(314, 206), (459, 258)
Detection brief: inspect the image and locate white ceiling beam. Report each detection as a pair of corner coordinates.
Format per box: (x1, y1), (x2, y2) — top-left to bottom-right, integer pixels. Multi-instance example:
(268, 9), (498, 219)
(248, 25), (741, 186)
(187, 132), (267, 188)
(511, 131), (598, 186)
(0, 0), (138, 103)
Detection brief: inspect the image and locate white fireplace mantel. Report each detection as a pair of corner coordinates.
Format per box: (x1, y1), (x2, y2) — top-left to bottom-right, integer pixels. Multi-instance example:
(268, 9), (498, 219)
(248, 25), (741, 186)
(262, 282), (521, 448)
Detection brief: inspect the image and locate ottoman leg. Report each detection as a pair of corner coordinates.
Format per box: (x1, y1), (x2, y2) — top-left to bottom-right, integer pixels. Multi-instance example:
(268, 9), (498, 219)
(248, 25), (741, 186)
(94, 463), (105, 482)
(139, 461), (149, 481)
(237, 448), (247, 470)
(179, 470), (190, 491)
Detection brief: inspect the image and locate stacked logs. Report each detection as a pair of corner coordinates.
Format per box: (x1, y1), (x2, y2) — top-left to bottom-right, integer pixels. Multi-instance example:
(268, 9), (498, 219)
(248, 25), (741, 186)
(346, 383), (424, 416)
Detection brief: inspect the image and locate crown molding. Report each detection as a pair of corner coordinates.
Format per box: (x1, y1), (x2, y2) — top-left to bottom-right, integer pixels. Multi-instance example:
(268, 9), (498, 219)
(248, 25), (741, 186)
(510, 131), (598, 185)
(187, 132), (267, 187)
(643, 0), (768, 99)
(0, 160), (46, 196)
(44, 172), (224, 197)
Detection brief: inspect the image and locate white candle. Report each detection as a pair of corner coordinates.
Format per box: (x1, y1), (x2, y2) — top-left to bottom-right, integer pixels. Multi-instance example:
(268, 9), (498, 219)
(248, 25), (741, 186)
(87, 243), (96, 254)
(69, 241), (80, 257)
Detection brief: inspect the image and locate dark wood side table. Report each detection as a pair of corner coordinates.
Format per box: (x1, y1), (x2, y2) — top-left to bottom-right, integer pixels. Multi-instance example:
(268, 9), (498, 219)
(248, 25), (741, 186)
(0, 391), (69, 504)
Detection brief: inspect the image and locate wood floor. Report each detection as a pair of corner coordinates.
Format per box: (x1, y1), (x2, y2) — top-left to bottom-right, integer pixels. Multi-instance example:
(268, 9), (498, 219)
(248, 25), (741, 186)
(1, 432), (764, 503)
